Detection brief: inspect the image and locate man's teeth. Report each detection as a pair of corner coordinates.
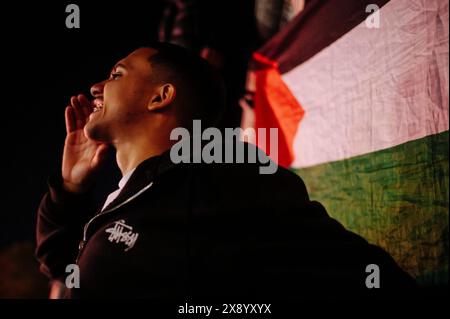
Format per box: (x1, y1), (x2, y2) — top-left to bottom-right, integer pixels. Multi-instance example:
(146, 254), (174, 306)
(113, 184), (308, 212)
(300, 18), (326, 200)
(93, 104), (103, 112)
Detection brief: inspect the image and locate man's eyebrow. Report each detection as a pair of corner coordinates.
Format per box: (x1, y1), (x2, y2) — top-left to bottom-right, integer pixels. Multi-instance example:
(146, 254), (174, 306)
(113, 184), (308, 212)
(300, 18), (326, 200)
(111, 63), (127, 73)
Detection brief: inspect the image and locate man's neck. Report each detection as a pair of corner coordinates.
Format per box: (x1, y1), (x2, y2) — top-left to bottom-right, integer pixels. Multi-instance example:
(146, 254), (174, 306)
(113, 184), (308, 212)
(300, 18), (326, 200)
(114, 135), (173, 176)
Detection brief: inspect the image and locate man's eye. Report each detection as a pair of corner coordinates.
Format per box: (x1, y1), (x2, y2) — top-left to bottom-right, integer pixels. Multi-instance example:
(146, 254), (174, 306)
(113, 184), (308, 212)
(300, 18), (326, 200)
(110, 73), (122, 80)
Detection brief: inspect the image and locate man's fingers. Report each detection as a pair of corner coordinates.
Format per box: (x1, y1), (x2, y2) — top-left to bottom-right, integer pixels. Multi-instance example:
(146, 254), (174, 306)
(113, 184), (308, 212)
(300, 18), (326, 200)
(78, 94), (93, 118)
(78, 94), (90, 107)
(66, 94), (92, 133)
(65, 106), (76, 134)
(71, 95), (86, 129)
(91, 144), (109, 169)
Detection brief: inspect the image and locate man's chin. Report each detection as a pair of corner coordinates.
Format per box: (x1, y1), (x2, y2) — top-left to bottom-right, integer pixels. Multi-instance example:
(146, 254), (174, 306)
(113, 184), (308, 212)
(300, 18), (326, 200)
(84, 120), (110, 143)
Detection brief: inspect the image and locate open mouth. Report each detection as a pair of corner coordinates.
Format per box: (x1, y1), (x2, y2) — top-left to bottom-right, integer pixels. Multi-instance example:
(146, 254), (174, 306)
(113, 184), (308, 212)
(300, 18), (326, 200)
(92, 99), (104, 113)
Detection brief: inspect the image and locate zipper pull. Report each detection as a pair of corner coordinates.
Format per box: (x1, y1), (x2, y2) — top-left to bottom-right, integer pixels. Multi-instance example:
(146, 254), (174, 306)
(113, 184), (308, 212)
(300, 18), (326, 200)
(76, 240), (86, 264)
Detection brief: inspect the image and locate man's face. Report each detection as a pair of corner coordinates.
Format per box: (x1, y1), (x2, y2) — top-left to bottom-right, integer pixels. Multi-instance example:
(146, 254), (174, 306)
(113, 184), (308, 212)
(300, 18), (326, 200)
(84, 47), (159, 142)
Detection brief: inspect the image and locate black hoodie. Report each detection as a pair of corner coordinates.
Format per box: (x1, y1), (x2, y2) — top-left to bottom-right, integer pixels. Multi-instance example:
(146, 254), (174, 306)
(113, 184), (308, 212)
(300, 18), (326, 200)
(36, 142), (416, 299)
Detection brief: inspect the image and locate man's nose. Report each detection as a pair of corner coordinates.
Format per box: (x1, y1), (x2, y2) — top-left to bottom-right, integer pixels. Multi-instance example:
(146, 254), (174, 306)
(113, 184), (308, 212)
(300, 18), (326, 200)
(90, 81), (105, 98)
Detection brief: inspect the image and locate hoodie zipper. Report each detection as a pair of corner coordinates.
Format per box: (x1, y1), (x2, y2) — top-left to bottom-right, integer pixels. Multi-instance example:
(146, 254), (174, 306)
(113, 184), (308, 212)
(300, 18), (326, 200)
(76, 181), (154, 264)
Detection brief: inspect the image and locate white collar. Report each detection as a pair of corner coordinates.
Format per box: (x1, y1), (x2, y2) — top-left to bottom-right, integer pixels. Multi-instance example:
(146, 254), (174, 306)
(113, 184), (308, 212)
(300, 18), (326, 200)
(118, 168), (136, 189)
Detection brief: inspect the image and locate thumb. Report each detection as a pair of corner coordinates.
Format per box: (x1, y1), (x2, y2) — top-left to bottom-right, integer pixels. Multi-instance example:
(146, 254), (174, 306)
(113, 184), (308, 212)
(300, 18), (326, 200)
(90, 144), (109, 169)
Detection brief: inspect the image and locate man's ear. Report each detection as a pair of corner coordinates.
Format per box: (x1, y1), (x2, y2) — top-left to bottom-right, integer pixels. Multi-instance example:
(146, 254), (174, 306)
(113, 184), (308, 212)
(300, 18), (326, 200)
(147, 84), (176, 111)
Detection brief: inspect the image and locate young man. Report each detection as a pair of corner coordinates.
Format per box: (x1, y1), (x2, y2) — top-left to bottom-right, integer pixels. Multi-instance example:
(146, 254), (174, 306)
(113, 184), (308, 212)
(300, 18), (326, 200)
(36, 43), (416, 298)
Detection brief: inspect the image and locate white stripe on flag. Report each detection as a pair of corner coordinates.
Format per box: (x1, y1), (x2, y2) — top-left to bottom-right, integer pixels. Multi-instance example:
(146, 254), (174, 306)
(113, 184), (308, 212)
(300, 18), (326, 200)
(283, 0), (449, 168)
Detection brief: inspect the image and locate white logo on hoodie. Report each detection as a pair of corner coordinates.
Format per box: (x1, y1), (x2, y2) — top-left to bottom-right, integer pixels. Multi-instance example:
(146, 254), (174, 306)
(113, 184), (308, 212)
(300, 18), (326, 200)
(105, 219), (139, 251)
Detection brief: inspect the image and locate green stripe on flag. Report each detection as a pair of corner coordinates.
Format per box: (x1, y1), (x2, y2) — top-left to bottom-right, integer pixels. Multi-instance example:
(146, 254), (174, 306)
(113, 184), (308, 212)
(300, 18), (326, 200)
(294, 131), (449, 286)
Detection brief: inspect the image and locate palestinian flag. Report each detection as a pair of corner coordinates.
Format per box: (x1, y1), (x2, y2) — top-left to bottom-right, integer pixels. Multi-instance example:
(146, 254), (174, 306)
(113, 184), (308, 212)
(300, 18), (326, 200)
(247, 0), (449, 286)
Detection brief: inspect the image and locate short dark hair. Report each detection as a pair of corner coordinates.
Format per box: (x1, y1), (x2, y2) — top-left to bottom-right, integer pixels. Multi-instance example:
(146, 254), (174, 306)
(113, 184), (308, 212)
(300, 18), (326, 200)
(145, 42), (226, 129)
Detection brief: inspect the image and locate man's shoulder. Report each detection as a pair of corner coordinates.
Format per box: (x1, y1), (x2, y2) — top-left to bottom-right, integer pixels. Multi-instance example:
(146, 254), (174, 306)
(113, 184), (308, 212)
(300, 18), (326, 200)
(151, 140), (311, 209)
(192, 156), (309, 200)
